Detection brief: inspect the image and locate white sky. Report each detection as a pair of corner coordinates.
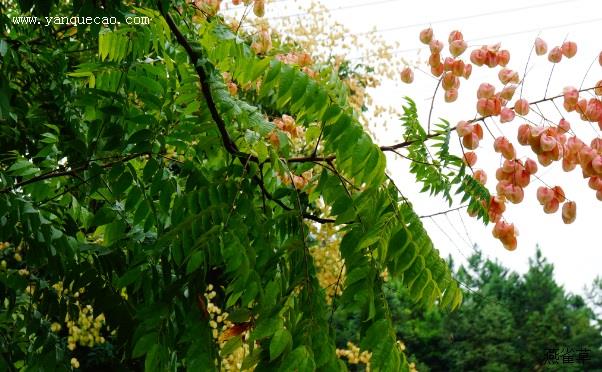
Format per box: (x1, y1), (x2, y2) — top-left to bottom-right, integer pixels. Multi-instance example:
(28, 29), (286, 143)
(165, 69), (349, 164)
(227, 0), (602, 295)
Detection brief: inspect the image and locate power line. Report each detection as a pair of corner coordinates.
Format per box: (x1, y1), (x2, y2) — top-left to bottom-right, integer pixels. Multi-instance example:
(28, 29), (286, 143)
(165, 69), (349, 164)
(222, 0), (401, 14)
(349, 0), (584, 37)
(268, 0), (403, 20)
(347, 16), (602, 61)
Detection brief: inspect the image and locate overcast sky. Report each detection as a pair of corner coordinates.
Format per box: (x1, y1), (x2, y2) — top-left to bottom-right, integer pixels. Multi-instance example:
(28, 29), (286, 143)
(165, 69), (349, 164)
(227, 0), (602, 295)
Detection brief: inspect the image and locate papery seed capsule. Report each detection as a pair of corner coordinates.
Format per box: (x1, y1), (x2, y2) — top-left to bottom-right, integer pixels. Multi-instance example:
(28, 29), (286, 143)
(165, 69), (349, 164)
(253, 0), (265, 17)
(456, 120), (473, 136)
(525, 158), (538, 174)
(477, 83), (495, 99)
(514, 98), (530, 115)
(535, 37), (548, 56)
(561, 41), (577, 58)
(498, 50), (510, 66)
(500, 85), (517, 100)
(450, 40), (467, 57)
(420, 28), (433, 44)
(445, 89), (458, 102)
(548, 47), (563, 63)
(500, 107), (515, 123)
(562, 201), (576, 224)
(429, 40), (444, 54)
(400, 67), (414, 84)
(464, 152), (477, 166)
(448, 30), (463, 43)
(463, 64), (472, 79)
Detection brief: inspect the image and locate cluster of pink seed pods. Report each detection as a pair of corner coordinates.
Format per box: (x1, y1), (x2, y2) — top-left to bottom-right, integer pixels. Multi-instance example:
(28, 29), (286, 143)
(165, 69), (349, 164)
(399, 28), (602, 250)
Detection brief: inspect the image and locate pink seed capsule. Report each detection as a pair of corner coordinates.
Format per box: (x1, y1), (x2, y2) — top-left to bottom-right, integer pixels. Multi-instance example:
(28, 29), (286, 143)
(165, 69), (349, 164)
(445, 89), (458, 102)
(450, 40), (467, 57)
(400, 67), (414, 84)
(498, 68), (519, 85)
(464, 152), (477, 166)
(429, 53), (442, 67)
(456, 120), (473, 136)
(525, 158), (538, 174)
(517, 124), (531, 145)
(419, 28), (433, 44)
(253, 0), (265, 17)
(558, 118), (571, 133)
(463, 64), (473, 79)
(448, 30), (463, 43)
(514, 99), (530, 116)
(561, 41), (577, 58)
(431, 64), (444, 77)
(535, 37), (548, 56)
(452, 60), (465, 77)
(500, 85), (517, 100)
(548, 47), (563, 63)
(443, 57), (455, 71)
(497, 50), (510, 66)
(429, 40), (444, 54)
(470, 49), (486, 66)
(562, 201), (576, 224)
(477, 83), (495, 99)
(473, 169), (487, 185)
(500, 107), (515, 123)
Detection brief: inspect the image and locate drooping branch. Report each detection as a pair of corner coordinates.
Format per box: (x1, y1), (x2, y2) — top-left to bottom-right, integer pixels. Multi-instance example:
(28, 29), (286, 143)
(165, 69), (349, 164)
(0, 152), (148, 194)
(159, 2), (256, 163)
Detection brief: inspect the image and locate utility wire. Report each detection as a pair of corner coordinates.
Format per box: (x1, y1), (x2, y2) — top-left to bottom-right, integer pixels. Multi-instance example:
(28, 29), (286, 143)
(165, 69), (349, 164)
(347, 16), (602, 61)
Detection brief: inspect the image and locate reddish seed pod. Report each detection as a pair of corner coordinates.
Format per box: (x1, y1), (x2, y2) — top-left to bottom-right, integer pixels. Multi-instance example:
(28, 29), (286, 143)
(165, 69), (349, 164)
(463, 64), (472, 79)
(514, 99), (530, 115)
(535, 37), (548, 56)
(429, 53), (442, 68)
(548, 47), (563, 63)
(429, 40), (444, 54)
(561, 41), (577, 58)
(445, 89), (458, 102)
(562, 201), (576, 224)
(498, 50), (510, 66)
(464, 152), (477, 166)
(477, 83), (495, 99)
(450, 40), (467, 57)
(448, 30), (463, 43)
(500, 85), (517, 100)
(420, 28), (433, 44)
(400, 67), (414, 84)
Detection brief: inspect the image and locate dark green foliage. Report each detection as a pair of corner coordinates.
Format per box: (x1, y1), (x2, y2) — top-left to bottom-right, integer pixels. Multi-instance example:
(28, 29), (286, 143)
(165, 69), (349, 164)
(338, 248), (602, 371)
(0, 1), (462, 370)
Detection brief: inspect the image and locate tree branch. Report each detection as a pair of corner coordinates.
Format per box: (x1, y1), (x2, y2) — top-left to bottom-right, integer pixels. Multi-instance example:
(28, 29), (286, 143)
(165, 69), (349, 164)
(0, 152), (148, 194)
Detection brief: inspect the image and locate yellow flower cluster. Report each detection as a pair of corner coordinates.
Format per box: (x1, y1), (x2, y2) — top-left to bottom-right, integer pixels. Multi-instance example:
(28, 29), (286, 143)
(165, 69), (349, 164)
(204, 285), (253, 371)
(51, 282), (108, 351)
(336, 340), (417, 371)
(336, 341), (372, 366)
(65, 303), (106, 351)
(70, 357), (80, 369)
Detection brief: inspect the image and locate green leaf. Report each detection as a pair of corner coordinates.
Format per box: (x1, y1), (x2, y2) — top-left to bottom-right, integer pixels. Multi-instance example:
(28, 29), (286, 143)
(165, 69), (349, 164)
(133, 332), (157, 358)
(270, 328), (292, 361)
(251, 317), (282, 341)
(186, 251), (204, 274)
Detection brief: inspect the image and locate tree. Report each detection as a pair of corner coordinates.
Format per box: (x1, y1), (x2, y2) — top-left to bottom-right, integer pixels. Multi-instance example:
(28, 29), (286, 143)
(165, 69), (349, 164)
(0, 1), (460, 370)
(1, 0), (601, 370)
(370, 248), (602, 371)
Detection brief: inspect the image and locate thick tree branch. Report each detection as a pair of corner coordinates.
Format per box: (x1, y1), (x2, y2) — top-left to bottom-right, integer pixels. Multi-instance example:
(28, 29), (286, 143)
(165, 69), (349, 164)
(159, 3), (257, 163)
